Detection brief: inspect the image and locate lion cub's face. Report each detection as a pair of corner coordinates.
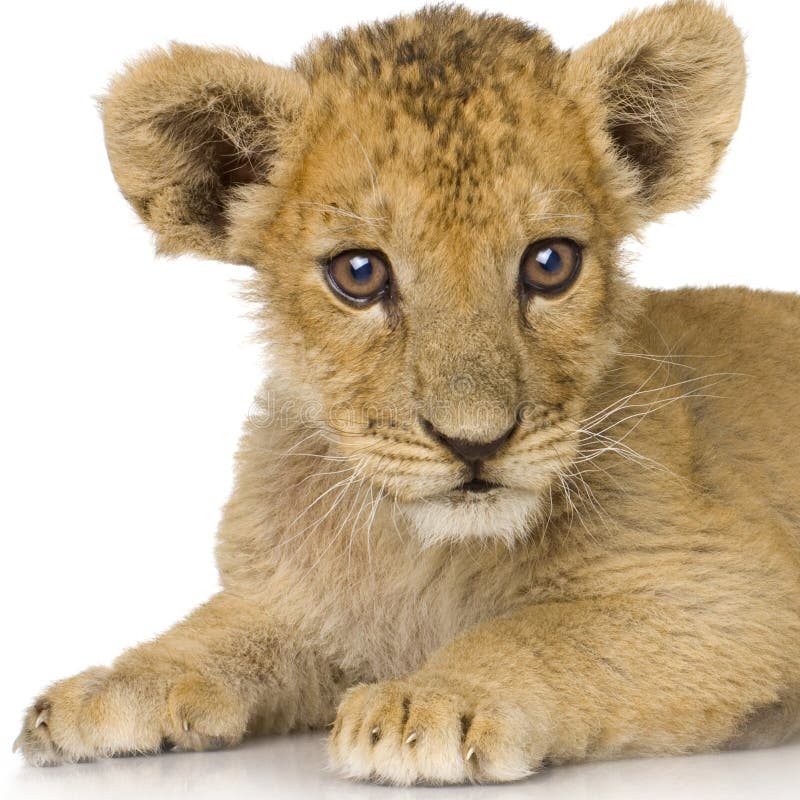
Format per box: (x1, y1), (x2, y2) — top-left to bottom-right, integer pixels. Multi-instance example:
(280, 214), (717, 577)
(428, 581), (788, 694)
(102, 5), (745, 543)
(256, 22), (635, 544)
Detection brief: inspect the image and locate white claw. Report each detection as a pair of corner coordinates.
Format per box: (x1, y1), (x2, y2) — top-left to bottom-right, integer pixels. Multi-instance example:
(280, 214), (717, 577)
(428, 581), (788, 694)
(466, 745), (476, 762)
(405, 731), (417, 745)
(371, 726), (380, 737)
(35, 710), (49, 728)
(12, 735), (21, 754)
(182, 720), (190, 732)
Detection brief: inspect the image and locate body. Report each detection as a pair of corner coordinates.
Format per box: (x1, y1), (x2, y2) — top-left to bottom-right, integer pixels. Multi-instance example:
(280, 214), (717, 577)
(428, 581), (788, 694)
(18, 288), (800, 779)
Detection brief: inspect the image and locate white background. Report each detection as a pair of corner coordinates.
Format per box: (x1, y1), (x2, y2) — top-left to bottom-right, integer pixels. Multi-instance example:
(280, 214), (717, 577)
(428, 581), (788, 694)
(1, 1), (798, 798)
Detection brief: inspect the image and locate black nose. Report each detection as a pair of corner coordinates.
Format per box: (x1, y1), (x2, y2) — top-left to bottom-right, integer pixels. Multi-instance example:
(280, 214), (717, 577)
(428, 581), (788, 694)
(420, 418), (517, 464)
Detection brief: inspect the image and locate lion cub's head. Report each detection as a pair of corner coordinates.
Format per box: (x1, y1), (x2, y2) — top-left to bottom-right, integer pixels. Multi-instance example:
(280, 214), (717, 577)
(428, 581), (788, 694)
(101, 1), (744, 545)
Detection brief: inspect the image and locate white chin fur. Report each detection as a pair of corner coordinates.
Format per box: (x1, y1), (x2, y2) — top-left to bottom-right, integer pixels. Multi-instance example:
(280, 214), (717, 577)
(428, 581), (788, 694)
(399, 488), (542, 547)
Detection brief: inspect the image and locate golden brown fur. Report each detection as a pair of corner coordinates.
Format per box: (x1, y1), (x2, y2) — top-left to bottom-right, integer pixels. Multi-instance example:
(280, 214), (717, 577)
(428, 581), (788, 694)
(14, 0), (800, 785)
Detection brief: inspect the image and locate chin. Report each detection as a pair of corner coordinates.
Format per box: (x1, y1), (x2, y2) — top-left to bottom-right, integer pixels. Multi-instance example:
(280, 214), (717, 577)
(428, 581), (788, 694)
(399, 486), (543, 548)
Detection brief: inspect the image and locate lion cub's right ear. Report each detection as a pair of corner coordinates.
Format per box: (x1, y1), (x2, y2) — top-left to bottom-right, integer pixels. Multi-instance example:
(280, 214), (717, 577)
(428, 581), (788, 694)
(100, 44), (308, 263)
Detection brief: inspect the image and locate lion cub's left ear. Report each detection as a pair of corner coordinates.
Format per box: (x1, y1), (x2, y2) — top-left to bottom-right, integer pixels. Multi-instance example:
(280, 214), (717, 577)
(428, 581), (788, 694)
(101, 44), (308, 262)
(562, 0), (746, 221)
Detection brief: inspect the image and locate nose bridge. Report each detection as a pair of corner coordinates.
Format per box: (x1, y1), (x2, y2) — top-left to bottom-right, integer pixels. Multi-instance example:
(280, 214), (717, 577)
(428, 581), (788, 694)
(413, 313), (519, 441)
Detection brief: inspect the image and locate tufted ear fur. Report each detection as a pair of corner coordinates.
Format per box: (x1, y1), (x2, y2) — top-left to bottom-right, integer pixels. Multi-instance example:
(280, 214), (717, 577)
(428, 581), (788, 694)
(100, 44), (308, 262)
(562, 0), (746, 221)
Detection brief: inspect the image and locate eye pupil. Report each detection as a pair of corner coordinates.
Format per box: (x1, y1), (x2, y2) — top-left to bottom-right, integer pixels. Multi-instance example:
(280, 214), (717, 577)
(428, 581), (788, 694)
(535, 247), (561, 273)
(349, 255), (373, 282)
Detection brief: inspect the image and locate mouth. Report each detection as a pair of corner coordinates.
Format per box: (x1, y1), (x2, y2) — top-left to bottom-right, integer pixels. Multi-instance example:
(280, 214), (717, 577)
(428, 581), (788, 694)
(456, 478), (502, 494)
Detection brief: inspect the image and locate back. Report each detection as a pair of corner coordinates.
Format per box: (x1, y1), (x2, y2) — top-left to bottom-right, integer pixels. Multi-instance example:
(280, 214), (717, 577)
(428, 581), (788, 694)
(638, 287), (800, 552)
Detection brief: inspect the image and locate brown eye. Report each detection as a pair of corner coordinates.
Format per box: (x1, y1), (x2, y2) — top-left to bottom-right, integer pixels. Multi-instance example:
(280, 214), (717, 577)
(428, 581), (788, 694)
(520, 238), (582, 295)
(326, 250), (391, 305)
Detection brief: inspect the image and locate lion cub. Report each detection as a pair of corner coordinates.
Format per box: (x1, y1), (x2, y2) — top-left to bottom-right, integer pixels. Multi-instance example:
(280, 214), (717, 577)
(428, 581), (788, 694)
(15, 0), (800, 786)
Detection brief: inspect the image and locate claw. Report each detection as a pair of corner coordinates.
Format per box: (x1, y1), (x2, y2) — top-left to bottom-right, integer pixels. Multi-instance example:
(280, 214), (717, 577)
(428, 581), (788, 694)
(12, 735), (22, 754)
(465, 745), (476, 762)
(35, 709), (50, 728)
(405, 731), (417, 745)
(182, 720), (190, 733)
(370, 726), (381, 744)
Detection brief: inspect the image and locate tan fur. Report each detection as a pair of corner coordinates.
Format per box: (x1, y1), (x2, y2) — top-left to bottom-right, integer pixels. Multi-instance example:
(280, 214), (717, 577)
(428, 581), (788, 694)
(15, 0), (800, 786)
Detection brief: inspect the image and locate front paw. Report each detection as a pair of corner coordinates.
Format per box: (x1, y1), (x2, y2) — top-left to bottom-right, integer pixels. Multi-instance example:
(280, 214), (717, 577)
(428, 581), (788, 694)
(13, 667), (118, 766)
(14, 667), (248, 766)
(328, 675), (545, 785)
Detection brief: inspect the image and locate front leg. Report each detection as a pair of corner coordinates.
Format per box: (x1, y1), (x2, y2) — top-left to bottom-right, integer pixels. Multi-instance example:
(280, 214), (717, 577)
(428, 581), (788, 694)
(330, 595), (800, 785)
(15, 592), (339, 765)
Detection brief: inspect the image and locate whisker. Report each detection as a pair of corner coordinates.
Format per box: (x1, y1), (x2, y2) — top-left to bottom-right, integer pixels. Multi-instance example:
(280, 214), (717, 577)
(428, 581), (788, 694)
(590, 378), (738, 439)
(298, 477), (368, 582)
(281, 472), (360, 541)
(581, 371), (744, 430)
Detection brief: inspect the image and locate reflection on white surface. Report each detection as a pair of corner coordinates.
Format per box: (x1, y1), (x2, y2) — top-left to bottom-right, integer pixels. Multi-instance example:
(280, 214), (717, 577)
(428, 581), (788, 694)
(3, 733), (800, 800)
